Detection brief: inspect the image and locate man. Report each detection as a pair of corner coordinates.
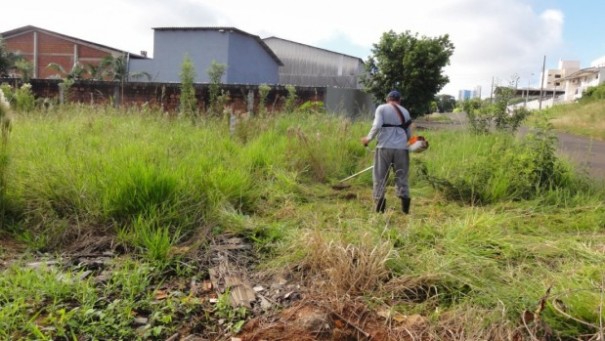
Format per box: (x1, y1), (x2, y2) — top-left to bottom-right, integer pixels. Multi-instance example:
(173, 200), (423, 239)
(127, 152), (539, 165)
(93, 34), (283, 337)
(360, 90), (412, 214)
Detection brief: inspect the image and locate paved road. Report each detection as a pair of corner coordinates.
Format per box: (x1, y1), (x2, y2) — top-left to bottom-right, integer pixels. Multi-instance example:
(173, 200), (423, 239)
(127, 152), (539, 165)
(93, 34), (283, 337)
(415, 115), (605, 182)
(555, 132), (605, 180)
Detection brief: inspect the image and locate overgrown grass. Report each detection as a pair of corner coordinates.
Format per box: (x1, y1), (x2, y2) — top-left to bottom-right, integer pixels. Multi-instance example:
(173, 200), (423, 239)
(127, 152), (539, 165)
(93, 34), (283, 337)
(532, 100), (605, 140)
(416, 127), (595, 204)
(4, 105), (368, 245)
(1, 103), (605, 339)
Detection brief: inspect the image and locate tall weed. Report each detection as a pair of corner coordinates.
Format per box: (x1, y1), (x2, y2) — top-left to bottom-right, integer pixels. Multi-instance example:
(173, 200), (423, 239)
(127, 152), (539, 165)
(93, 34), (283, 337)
(418, 124), (583, 204)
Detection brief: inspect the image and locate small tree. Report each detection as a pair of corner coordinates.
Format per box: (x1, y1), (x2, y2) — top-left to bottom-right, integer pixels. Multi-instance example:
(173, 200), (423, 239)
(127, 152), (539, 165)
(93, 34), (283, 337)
(464, 76), (529, 134)
(0, 37), (19, 77)
(13, 83), (35, 112)
(257, 83), (271, 116)
(435, 94), (456, 113)
(179, 54), (198, 118)
(13, 59), (33, 82)
(207, 60), (227, 116)
(283, 85), (298, 113)
(47, 62), (87, 105)
(47, 62), (86, 80)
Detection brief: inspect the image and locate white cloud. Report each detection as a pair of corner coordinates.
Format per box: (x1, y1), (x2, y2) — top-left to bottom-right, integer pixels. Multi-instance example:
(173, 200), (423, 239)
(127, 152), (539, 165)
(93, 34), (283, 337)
(191, 0), (565, 97)
(1, 0), (567, 97)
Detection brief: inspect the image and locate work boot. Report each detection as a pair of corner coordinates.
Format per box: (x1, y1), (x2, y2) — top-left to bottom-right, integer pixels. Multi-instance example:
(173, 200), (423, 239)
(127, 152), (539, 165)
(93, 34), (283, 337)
(375, 198), (386, 213)
(401, 197), (411, 214)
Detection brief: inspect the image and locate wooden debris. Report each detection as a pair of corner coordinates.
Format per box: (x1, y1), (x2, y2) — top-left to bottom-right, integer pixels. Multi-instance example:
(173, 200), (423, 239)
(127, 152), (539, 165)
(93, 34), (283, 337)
(330, 310), (371, 340)
(26, 260), (60, 269)
(165, 332), (179, 341)
(209, 250), (257, 308)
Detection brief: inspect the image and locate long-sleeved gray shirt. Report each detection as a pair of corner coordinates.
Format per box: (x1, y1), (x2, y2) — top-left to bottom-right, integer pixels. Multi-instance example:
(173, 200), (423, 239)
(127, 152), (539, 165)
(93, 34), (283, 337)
(366, 102), (413, 149)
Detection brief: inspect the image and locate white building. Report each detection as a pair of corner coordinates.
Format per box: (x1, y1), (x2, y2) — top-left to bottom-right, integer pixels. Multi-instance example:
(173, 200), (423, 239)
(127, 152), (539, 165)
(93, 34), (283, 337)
(457, 87), (481, 101)
(561, 57), (605, 102)
(541, 60), (580, 90)
(458, 89), (472, 101)
(472, 86), (482, 99)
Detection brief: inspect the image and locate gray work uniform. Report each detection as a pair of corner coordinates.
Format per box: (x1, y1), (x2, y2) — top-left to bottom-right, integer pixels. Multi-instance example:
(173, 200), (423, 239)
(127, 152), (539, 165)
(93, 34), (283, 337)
(365, 102), (413, 201)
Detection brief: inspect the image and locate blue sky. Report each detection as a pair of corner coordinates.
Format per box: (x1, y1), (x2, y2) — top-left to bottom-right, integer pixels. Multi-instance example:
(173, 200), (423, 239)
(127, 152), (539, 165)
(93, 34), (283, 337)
(531, 0), (605, 63)
(1, 0), (604, 98)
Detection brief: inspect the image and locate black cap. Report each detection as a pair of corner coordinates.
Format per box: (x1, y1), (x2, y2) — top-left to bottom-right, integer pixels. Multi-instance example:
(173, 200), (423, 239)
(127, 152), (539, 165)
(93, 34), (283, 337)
(387, 90), (401, 100)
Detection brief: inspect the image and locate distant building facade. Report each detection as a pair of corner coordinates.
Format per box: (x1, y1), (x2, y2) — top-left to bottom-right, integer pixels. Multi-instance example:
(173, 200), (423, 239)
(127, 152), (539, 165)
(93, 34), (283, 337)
(541, 60), (580, 91)
(458, 89), (472, 101)
(1, 25), (375, 116)
(0, 25), (144, 79)
(561, 58), (605, 102)
(262, 37), (366, 89)
(128, 27), (283, 84)
(472, 86), (482, 99)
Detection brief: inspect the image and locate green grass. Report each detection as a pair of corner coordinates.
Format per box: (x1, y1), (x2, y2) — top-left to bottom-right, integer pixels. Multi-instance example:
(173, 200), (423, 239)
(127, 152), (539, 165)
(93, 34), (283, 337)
(423, 112), (454, 123)
(1, 104), (605, 339)
(530, 100), (605, 140)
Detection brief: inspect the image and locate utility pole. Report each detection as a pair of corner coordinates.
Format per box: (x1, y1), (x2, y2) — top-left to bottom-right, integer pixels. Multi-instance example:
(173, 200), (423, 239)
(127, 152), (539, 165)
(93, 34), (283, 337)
(539, 55), (546, 110)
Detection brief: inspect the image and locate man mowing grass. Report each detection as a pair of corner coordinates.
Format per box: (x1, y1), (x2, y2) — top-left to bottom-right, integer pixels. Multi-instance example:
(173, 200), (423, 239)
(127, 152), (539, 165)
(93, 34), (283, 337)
(361, 90), (413, 214)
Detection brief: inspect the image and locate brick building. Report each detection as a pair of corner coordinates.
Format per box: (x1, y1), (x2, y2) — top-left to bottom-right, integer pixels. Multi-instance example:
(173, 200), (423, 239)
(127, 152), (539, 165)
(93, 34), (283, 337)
(1, 25), (145, 79)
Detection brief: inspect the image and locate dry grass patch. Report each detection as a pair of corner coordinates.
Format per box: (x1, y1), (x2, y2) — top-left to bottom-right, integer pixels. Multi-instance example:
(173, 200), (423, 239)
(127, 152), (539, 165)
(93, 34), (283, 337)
(549, 102), (605, 140)
(293, 229), (396, 297)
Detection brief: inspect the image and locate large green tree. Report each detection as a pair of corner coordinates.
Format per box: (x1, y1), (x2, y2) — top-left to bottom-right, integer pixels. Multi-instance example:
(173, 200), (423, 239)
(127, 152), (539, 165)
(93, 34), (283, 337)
(435, 94), (456, 113)
(362, 30), (454, 117)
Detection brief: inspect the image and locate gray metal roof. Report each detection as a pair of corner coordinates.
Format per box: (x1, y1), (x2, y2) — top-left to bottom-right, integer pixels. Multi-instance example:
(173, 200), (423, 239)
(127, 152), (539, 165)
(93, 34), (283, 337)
(153, 27), (283, 66)
(263, 36), (366, 88)
(562, 67), (605, 80)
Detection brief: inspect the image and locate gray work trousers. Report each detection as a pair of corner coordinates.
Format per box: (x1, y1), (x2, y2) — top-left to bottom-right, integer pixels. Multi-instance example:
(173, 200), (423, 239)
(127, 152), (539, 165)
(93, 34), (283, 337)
(372, 148), (410, 202)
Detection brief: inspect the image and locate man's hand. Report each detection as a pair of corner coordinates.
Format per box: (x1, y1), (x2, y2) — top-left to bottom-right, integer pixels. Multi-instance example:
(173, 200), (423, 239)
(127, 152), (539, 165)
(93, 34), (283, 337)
(360, 136), (370, 146)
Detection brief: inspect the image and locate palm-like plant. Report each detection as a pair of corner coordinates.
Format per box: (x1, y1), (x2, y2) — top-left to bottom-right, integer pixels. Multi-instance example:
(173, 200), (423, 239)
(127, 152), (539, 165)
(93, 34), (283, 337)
(86, 63), (106, 81)
(47, 62), (87, 80)
(0, 37), (20, 77)
(101, 55), (126, 82)
(101, 54), (151, 82)
(13, 59), (33, 82)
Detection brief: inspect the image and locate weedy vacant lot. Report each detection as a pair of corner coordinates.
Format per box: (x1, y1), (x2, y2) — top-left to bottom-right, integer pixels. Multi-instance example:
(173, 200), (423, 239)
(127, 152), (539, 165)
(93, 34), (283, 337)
(0, 104), (604, 340)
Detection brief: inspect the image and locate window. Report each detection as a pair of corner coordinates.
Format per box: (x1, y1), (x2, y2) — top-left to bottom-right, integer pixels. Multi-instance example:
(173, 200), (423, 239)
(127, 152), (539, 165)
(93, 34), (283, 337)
(554, 74), (561, 78)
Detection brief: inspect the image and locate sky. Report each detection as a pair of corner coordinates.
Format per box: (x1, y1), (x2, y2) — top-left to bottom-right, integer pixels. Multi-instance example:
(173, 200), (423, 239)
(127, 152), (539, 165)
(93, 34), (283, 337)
(2, 0), (605, 98)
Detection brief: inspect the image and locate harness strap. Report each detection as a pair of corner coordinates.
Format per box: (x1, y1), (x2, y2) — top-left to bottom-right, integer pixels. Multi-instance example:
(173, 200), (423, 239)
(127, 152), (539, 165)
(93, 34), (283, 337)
(382, 103), (412, 129)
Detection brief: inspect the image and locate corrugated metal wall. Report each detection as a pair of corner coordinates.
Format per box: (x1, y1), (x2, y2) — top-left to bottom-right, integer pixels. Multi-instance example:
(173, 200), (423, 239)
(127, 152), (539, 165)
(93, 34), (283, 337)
(263, 37), (365, 88)
(324, 88), (375, 118)
(129, 29), (280, 84)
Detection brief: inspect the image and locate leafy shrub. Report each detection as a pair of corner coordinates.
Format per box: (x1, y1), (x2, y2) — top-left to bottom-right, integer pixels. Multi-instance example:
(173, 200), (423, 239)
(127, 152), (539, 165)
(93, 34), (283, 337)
(298, 100), (324, 113)
(179, 54), (198, 117)
(14, 83), (35, 112)
(463, 82), (529, 134)
(581, 83), (605, 101)
(257, 83), (271, 116)
(283, 85), (297, 113)
(207, 60), (226, 116)
(419, 122), (579, 204)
